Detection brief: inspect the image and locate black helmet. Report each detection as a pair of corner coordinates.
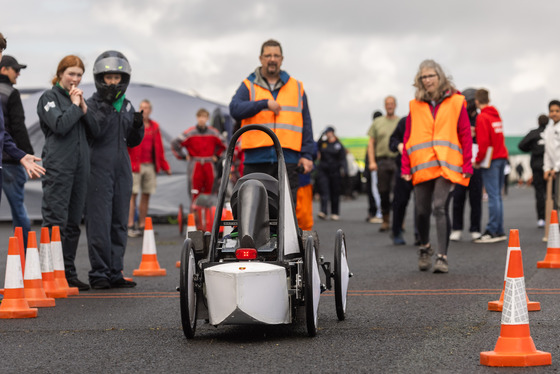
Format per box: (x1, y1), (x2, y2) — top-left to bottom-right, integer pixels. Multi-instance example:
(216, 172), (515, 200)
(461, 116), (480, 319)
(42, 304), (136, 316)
(93, 50), (131, 102)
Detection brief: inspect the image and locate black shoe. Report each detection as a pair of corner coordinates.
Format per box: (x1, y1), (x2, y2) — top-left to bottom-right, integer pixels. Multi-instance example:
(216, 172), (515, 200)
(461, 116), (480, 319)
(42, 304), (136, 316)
(67, 277), (90, 291)
(90, 278), (111, 290)
(111, 278), (137, 288)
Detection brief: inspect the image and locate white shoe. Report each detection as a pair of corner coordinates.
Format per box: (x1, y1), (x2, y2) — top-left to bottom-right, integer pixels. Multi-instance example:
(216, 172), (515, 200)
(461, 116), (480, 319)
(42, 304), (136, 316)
(538, 219), (545, 228)
(470, 232), (482, 241)
(449, 230), (462, 241)
(330, 214), (340, 221)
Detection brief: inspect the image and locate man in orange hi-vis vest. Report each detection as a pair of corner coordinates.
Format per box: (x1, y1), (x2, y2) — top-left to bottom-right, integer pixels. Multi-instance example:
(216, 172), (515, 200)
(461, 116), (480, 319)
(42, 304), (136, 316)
(229, 39), (314, 206)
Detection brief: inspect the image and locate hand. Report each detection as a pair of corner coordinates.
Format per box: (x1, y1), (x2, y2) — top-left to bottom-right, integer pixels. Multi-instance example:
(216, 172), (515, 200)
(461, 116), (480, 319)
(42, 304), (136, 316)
(463, 173), (472, 178)
(545, 170), (555, 180)
(267, 99), (281, 115)
(298, 157), (313, 174)
(397, 143), (404, 154)
(368, 161), (377, 172)
(79, 95), (87, 114)
(402, 174), (412, 182)
(20, 154), (46, 179)
(133, 111), (144, 129)
(69, 84), (82, 106)
(473, 162), (480, 169)
(165, 169), (172, 175)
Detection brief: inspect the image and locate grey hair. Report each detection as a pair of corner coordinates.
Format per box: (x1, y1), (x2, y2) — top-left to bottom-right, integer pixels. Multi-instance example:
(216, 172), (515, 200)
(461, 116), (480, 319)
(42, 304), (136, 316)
(413, 59), (457, 102)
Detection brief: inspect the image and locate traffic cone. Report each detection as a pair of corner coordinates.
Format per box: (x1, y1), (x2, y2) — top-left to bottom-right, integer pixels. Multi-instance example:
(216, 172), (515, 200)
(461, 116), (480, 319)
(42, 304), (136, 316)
(480, 230), (551, 367)
(133, 217), (166, 276)
(177, 213), (196, 267)
(23, 231), (55, 307)
(537, 210), (560, 268)
(489, 234), (540, 312)
(14, 227), (25, 276)
(39, 227), (67, 298)
(0, 237), (38, 318)
(51, 226), (79, 295)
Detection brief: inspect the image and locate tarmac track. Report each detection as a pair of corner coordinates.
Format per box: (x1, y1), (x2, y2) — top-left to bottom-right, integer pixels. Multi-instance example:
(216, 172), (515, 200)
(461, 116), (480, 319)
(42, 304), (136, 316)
(0, 186), (559, 373)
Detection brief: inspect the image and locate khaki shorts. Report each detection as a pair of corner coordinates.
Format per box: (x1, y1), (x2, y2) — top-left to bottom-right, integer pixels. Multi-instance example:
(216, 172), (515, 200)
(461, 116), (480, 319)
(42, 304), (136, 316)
(132, 163), (157, 195)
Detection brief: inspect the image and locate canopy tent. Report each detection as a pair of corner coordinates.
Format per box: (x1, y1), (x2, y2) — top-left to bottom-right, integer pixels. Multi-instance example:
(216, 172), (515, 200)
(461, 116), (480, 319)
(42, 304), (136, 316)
(0, 83), (233, 221)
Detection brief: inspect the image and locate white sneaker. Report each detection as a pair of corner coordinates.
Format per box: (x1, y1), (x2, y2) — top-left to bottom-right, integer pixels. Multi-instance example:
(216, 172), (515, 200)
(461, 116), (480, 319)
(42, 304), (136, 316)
(470, 232), (482, 241)
(449, 230), (462, 241)
(330, 214), (340, 221)
(538, 219), (545, 228)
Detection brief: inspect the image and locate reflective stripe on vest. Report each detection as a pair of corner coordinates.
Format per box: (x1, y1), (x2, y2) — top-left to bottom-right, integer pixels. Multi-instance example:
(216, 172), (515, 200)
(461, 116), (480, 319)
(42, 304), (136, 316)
(241, 77), (304, 151)
(406, 94), (469, 186)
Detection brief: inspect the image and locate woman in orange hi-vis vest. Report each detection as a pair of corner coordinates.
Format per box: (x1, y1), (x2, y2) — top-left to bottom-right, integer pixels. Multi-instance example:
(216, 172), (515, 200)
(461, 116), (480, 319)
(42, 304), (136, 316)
(401, 60), (473, 274)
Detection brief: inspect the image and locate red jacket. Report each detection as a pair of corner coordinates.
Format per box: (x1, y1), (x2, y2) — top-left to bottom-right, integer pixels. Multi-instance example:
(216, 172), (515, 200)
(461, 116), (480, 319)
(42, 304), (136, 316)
(171, 125), (227, 160)
(475, 106), (508, 164)
(128, 119), (170, 173)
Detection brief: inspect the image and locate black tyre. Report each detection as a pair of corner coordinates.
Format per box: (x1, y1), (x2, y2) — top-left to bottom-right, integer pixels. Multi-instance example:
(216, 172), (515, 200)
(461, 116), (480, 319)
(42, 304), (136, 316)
(304, 236), (320, 337)
(334, 229), (349, 321)
(178, 204), (184, 236)
(180, 239), (198, 338)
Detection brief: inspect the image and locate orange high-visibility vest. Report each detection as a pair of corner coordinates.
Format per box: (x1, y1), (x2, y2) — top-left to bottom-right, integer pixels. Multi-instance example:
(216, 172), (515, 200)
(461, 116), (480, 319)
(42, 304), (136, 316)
(241, 77), (304, 152)
(406, 94), (470, 186)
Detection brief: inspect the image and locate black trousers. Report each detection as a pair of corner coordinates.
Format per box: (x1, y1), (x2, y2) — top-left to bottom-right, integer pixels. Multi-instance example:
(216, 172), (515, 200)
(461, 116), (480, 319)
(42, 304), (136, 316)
(392, 172), (414, 237)
(532, 167), (545, 220)
(451, 168), (482, 232)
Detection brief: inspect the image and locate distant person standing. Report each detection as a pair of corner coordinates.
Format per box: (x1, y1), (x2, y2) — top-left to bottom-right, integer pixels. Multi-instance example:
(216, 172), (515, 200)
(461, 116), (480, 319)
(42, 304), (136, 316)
(473, 89), (508, 244)
(365, 110), (383, 223)
(367, 96), (400, 232)
(316, 126), (346, 221)
(37, 55), (98, 291)
(543, 100), (560, 209)
(0, 55), (34, 247)
(171, 108), (227, 203)
(127, 100), (171, 237)
(449, 88), (483, 242)
(518, 114), (548, 228)
(402, 59), (472, 273)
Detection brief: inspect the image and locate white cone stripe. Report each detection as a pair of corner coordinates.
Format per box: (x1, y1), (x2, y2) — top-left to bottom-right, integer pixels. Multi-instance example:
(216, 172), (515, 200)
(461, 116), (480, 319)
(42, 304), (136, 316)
(501, 277), (529, 325)
(142, 230), (157, 255)
(187, 225), (196, 232)
(39, 242), (54, 273)
(51, 240), (65, 271)
(5, 254), (24, 289)
(549, 222), (560, 248)
(24, 248), (42, 280)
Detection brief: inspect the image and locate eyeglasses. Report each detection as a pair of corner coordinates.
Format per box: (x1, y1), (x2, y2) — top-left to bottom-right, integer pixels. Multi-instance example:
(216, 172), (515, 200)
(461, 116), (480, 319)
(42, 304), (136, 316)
(262, 54), (282, 60)
(420, 74), (438, 81)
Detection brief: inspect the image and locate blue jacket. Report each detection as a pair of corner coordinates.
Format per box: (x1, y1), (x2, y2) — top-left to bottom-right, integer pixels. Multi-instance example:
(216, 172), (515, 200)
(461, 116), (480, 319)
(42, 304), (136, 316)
(229, 69), (314, 164)
(0, 104), (25, 167)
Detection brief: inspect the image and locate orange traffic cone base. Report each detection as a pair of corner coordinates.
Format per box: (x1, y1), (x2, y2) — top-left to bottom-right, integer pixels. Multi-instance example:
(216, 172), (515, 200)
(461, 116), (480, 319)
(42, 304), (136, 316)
(537, 248), (560, 267)
(488, 300), (541, 312)
(0, 299), (38, 318)
(176, 261), (181, 268)
(133, 254), (167, 276)
(481, 349), (551, 367)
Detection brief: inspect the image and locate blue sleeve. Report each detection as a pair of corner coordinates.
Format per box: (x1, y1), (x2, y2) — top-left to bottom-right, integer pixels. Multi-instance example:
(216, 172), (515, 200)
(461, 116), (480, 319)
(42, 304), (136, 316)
(3, 131), (26, 161)
(299, 92), (313, 160)
(228, 82), (269, 122)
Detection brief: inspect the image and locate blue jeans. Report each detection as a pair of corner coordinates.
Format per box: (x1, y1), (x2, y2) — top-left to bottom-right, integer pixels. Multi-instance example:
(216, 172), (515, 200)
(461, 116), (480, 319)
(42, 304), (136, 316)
(481, 158), (506, 235)
(2, 164), (30, 248)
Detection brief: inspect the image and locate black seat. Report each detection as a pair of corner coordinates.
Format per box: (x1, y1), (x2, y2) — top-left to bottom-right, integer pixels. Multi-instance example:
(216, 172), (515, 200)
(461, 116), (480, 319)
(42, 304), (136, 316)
(230, 173), (279, 220)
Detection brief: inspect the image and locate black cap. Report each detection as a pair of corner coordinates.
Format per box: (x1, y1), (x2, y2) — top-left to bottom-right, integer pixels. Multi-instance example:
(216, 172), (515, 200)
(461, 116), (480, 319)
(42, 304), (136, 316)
(0, 55), (27, 70)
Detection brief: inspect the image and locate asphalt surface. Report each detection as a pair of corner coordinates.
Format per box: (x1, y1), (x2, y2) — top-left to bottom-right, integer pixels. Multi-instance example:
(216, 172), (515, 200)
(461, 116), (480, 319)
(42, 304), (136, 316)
(1, 186), (559, 373)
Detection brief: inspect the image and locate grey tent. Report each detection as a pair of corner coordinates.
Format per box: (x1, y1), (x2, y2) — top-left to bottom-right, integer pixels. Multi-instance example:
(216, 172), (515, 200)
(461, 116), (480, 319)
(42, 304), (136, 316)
(0, 83), (232, 221)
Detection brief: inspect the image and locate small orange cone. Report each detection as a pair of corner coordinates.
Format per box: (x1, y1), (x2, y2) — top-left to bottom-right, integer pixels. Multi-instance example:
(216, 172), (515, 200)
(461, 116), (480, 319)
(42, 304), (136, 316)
(0, 237), (38, 318)
(14, 227), (25, 276)
(51, 226), (79, 295)
(537, 210), (560, 268)
(133, 217), (166, 276)
(23, 231), (55, 307)
(480, 230), (551, 367)
(177, 213), (197, 267)
(489, 233), (540, 312)
(39, 227), (67, 298)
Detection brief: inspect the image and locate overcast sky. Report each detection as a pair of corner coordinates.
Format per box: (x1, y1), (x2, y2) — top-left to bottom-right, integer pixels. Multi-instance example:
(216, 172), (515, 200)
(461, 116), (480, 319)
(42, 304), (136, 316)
(2, 1), (558, 137)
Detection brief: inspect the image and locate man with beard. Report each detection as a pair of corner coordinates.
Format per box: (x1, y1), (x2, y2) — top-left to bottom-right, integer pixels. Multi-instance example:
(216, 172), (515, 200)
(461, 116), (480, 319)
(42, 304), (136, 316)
(229, 39), (314, 204)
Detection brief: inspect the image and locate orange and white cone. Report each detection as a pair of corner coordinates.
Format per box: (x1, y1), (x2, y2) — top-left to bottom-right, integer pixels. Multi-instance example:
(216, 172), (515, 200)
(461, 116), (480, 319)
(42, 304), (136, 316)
(222, 203), (234, 237)
(39, 227), (67, 298)
(177, 213), (197, 267)
(14, 226), (26, 276)
(23, 231), (55, 307)
(133, 217), (167, 276)
(51, 226), (79, 295)
(480, 230), (551, 367)
(489, 234), (540, 312)
(537, 210), (560, 268)
(0, 237), (38, 318)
